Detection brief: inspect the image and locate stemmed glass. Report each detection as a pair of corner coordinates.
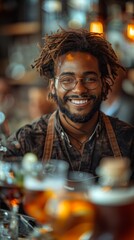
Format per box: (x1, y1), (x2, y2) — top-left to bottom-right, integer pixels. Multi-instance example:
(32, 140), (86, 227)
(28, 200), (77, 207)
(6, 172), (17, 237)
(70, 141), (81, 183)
(45, 171), (95, 240)
(23, 159), (69, 239)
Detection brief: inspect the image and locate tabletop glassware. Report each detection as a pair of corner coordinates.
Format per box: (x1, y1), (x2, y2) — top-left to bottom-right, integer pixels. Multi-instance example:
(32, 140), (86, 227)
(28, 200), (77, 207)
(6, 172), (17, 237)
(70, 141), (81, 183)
(0, 209), (18, 240)
(89, 184), (134, 240)
(88, 157), (134, 240)
(23, 159), (69, 239)
(45, 171), (95, 240)
(0, 159), (24, 214)
(0, 158), (24, 239)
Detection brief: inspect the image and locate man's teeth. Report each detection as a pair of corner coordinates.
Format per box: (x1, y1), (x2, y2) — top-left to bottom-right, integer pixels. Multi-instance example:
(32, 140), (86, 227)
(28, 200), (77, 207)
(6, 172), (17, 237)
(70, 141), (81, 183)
(70, 99), (88, 104)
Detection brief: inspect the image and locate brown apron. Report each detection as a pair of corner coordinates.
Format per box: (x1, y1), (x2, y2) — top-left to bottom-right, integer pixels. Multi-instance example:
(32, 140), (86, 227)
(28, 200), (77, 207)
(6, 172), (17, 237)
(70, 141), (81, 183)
(42, 111), (122, 162)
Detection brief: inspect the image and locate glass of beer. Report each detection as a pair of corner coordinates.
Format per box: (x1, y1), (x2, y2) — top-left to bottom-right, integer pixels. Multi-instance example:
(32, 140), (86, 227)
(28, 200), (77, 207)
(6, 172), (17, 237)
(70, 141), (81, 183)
(23, 159), (69, 238)
(89, 185), (134, 240)
(46, 171), (95, 240)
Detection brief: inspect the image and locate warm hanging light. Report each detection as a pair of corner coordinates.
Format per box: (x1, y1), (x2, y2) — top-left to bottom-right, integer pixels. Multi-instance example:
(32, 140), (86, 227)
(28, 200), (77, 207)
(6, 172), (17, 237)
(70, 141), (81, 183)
(127, 21), (134, 40)
(125, 1), (134, 41)
(88, 0), (104, 34)
(90, 21), (103, 33)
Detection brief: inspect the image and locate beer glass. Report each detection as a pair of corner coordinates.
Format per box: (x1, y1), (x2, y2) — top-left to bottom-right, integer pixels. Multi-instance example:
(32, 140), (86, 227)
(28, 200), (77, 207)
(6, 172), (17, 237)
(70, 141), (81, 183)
(89, 185), (134, 240)
(23, 159), (69, 238)
(46, 171), (95, 240)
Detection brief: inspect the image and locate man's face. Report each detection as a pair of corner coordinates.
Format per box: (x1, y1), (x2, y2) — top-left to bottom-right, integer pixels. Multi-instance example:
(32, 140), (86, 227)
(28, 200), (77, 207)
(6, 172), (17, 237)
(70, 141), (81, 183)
(50, 51), (103, 123)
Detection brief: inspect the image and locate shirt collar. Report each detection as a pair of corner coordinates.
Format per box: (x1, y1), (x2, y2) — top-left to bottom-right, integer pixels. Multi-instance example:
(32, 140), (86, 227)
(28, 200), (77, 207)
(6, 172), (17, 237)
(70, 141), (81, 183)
(54, 110), (102, 144)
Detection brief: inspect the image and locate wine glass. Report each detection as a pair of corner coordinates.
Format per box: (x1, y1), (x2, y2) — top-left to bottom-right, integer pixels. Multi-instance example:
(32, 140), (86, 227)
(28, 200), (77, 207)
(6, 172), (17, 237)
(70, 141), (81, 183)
(23, 159), (69, 238)
(45, 171), (95, 240)
(0, 159), (24, 213)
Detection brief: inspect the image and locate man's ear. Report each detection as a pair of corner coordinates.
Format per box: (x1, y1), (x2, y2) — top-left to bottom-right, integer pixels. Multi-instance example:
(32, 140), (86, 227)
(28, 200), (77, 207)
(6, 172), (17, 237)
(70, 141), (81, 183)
(49, 79), (55, 95)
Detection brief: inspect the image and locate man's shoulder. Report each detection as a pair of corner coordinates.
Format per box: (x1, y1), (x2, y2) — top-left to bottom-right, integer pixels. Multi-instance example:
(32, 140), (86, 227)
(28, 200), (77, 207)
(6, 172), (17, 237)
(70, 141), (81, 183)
(6, 112), (56, 155)
(108, 115), (133, 127)
(41, 112), (53, 123)
(102, 112), (134, 134)
(28, 112), (55, 131)
(12, 112), (54, 137)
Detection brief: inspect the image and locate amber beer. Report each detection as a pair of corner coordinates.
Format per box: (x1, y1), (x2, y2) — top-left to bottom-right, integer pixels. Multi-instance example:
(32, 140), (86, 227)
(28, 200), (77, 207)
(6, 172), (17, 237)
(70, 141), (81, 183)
(24, 180), (53, 224)
(23, 159), (69, 227)
(23, 176), (62, 224)
(24, 189), (54, 224)
(90, 186), (134, 240)
(46, 190), (95, 240)
(45, 171), (95, 240)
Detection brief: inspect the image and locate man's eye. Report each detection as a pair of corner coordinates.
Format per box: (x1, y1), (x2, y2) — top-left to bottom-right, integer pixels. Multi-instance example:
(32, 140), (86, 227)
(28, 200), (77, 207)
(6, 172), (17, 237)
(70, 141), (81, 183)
(85, 77), (98, 82)
(61, 77), (74, 84)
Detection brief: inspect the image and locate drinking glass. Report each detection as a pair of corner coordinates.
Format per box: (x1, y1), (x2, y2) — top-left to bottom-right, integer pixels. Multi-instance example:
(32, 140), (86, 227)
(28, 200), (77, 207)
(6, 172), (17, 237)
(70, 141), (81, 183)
(89, 185), (134, 240)
(0, 159), (24, 213)
(23, 159), (69, 238)
(46, 171), (95, 240)
(0, 209), (18, 240)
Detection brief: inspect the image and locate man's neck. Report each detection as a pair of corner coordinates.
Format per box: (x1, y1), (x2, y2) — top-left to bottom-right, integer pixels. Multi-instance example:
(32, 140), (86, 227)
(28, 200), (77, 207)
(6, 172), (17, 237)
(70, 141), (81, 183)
(59, 111), (99, 139)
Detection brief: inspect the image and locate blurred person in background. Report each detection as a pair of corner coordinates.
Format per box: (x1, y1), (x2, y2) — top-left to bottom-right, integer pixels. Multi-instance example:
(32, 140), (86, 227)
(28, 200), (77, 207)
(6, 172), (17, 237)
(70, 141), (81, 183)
(122, 65), (134, 98)
(28, 86), (56, 121)
(0, 77), (14, 138)
(101, 68), (134, 125)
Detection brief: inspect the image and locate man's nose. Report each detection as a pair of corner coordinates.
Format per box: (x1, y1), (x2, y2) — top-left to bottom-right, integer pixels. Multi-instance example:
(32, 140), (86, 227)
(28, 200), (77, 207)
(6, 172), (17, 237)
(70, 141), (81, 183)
(72, 80), (88, 94)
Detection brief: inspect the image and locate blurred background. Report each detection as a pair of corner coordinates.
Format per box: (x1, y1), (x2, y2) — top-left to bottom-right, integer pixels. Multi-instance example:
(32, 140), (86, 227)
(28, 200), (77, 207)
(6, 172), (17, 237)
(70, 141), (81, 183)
(0, 0), (134, 134)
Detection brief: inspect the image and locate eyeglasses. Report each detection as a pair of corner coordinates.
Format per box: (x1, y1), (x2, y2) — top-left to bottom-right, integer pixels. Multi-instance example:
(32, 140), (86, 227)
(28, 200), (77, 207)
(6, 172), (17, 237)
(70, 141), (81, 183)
(55, 74), (100, 91)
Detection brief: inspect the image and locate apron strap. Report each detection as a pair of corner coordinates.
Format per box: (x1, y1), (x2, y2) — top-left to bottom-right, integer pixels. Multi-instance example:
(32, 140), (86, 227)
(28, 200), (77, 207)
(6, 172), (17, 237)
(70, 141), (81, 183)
(42, 111), (56, 162)
(103, 114), (122, 157)
(42, 111), (122, 162)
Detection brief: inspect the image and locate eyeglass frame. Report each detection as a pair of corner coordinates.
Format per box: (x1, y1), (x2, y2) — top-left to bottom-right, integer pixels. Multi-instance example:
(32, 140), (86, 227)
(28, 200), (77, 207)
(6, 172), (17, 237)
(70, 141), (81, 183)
(54, 73), (101, 91)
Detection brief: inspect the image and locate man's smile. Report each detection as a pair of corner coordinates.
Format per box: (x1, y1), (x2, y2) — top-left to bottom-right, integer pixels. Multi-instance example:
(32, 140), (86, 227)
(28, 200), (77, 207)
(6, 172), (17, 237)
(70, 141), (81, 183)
(65, 95), (96, 107)
(69, 99), (89, 105)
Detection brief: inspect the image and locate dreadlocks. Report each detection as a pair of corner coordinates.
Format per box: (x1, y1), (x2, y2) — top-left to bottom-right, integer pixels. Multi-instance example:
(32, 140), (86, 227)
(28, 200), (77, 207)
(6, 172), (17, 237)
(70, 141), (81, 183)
(33, 28), (125, 100)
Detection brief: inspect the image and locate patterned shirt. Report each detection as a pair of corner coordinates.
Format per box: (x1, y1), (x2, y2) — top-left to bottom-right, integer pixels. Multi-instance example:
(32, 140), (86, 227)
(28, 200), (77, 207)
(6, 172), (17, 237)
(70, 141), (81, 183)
(4, 111), (134, 181)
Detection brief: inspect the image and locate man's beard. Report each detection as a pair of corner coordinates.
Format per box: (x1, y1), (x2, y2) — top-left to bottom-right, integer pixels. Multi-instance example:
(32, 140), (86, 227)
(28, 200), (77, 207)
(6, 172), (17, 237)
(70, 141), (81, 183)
(52, 93), (102, 123)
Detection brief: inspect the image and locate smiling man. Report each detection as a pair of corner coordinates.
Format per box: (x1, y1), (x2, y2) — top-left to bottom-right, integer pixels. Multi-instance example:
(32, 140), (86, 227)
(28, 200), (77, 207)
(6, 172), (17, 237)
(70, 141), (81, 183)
(4, 28), (134, 182)
(52, 52), (102, 123)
